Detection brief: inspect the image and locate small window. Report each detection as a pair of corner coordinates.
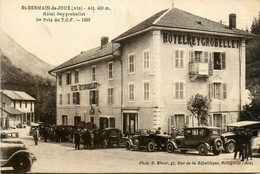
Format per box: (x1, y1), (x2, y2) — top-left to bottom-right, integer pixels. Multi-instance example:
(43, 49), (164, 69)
(59, 94), (62, 105)
(62, 115), (68, 125)
(109, 118), (115, 128)
(66, 72), (71, 85)
(108, 62), (113, 79)
(91, 66), (96, 81)
(75, 70), (79, 83)
(129, 83), (135, 101)
(175, 82), (184, 99)
(144, 81), (150, 101)
(58, 74), (62, 86)
(175, 50), (184, 68)
(67, 93), (70, 105)
(90, 90), (99, 105)
(143, 50), (150, 70)
(72, 92), (80, 105)
(213, 52), (226, 70)
(108, 88), (114, 104)
(209, 83), (227, 100)
(195, 51), (202, 63)
(128, 54), (135, 73)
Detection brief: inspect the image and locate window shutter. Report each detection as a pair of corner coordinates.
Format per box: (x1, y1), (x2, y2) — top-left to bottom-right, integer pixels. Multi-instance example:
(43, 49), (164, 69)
(78, 92), (80, 105)
(220, 84), (223, 100)
(209, 53), (213, 74)
(186, 115), (189, 126)
(175, 82), (179, 99)
(180, 51), (184, 67)
(222, 114), (227, 129)
(209, 114), (213, 126)
(89, 91), (92, 105)
(221, 52), (226, 69)
(95, 90), (99, 105)
(189, 50), (194, 63)
(175, 50), (179, 68)
(209, 83), (213, 100)
(204, 52), (209, 63)
(223, 83), (227, 99)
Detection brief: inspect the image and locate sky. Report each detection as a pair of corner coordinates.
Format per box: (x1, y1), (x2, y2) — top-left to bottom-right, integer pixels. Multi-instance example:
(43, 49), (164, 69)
(0, 0), (259, 66)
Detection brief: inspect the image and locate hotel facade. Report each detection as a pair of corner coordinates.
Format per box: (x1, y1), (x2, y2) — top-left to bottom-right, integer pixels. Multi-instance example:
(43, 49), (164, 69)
(49, 8), (254, 134)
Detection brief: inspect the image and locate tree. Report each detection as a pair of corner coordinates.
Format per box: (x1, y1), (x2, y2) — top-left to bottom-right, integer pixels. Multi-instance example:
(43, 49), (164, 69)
(187, 93), (211, 126)
(240, 85), (260, 121)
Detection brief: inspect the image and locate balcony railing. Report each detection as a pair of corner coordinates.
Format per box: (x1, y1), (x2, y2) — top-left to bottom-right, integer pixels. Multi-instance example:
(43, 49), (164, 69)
(189, 62), (213, 77)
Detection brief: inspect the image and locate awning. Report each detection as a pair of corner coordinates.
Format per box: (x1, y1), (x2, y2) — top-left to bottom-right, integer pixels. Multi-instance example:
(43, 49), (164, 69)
(1, 106), (23, 115)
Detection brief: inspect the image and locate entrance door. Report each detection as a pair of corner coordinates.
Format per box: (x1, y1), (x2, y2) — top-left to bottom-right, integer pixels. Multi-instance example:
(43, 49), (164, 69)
(74, 116), (81, 126)
(123, 113), (138, 135)
(100, 117), (108, 129)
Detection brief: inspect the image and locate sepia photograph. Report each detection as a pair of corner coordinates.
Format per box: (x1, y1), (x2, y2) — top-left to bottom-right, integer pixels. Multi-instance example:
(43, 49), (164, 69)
(0, 0), (260, 173)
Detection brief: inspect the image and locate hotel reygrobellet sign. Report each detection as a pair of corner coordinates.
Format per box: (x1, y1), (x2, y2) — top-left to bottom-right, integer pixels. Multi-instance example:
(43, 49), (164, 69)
(162, 32), (241, 48)
(71, 82), (100, 91)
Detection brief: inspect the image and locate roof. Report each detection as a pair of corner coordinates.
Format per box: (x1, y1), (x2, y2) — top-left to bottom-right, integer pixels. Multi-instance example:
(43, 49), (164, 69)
(50, 42), (120, 73)
(184, 126), (221, 129)
(1, 105), (23, 115)
(227, 121), (260, 127)
(113, 7), (255, 41)
(1, 90), (35, 101)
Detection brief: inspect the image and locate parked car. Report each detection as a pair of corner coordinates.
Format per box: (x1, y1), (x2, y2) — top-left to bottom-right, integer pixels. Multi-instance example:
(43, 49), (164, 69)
(251, 130), (260, 154)
(125, 130), (172, 152)
(100, 127), (121, 148)
(1, 132), (37, 173)
(221, 121), (260, 153)
(167, 127), (224, 155)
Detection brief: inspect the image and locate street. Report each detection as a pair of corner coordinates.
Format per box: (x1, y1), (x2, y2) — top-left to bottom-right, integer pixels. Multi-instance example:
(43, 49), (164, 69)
(2, 136), (260, 173)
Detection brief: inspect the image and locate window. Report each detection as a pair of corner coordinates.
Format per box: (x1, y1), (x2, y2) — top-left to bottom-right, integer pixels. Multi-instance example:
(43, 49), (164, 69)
(143, 50), (150, 70)
(58, 74), (62, 86)
(67, 93), (70, 105)
(89, 90), (99, 105)
(209, 83), (227, 100)
(62, 115), (68, 125)
(213, 114), (222, 127)
(195, 51), (202, 63)
(108, 88), (114, 104)
(91, 66), (96, 81)
(175, 82), (184, 99)
(128, 54), (135, 73)
(75, 70), (79, 83)
(175, 50), (184, 68)
(66, 72), (71, 85)
(213, 52), (226, 70)
(72, 92), (80, 105)
(129, 83), (135, 101)
(144, 81), (150, 101)
(59, 94), (62, 105)
(108, 62), (113, 79)
(109, 118), (115, 128)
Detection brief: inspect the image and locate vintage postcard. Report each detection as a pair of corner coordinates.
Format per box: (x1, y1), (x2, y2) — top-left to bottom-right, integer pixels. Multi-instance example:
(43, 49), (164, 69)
(1, 0), (260, 173)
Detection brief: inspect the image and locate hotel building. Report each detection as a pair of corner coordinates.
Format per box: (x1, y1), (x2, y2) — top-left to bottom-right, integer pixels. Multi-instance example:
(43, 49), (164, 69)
(49, 8), (254, 134)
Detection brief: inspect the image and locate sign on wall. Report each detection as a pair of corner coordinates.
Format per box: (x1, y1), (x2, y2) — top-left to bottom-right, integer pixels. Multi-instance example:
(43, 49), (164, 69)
(71, 83), (100, 91)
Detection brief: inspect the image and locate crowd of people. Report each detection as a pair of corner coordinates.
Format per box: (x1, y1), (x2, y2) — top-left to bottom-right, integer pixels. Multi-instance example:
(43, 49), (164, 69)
(233, 128), (254, 161)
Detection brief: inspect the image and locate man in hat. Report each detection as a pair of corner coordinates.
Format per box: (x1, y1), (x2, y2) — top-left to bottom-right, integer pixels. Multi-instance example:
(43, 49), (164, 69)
(74, 129), (81, 150)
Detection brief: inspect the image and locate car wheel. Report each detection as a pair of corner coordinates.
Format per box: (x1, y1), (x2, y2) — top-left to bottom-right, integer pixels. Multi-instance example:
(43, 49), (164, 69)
(181, 150), (187, 153)
(12, 155), (32, 173)
(213, 148), (221, 155)
(167, 142), (175, 153)
(125, 141), (131, 150)
(103, 140), (108, 148)
(198, 144), (208, 156)
(147, 141), (155, 152)
(225, 142), (235, 153)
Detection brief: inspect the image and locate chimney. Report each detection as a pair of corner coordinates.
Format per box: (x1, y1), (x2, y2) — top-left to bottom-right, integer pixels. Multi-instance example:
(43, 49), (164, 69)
(229, 14), (236, 29)
(101, 36), (109, 48)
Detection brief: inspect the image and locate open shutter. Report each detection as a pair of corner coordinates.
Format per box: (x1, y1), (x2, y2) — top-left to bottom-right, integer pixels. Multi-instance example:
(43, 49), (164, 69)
(175, 82), (179, 99)
(89, 91), (92, 105)
(221, 52), (226, 69)
(220, 84), (223, 100)
(222, 113), (227, 130)
(95, 90), (99, 106)
(204, 52), (209, 63)
(180, 50), (184, 68)
(209, 53), (213, 74)
(175, 50), (179, 68)
(223, 83), (227, 99)
(209, 83), (213, 100)
(78, 92), (80, 105)
(189, 50), (194, 63)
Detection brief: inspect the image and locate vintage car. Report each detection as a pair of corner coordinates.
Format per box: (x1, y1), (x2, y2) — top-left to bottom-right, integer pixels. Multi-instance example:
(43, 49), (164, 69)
(1, 132), (37, 173)
(100, 127), (121, 148)
(221, 121), (260, 153)
(251, 130), (260, 154)
(167, 127), (224, 155)
(125, 130), (172, 152)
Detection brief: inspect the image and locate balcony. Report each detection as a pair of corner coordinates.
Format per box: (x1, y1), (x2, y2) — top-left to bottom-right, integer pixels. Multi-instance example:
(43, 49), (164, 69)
(189, 62), (213, 81)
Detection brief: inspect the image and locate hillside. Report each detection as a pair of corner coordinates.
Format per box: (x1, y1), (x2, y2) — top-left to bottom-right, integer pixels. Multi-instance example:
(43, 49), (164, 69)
(0, 29), (54, 80)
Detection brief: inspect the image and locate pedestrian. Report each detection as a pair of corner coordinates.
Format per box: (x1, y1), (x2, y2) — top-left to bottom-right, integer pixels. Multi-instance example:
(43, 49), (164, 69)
(74, 129), (81, 150)
(86, 129), (91, 149)
(240, 130), (247, 161)
(33, 128), (40, 145)
(82, 129), (88, 149)
(171, 126), (179, 140)
(43, 127), (49, 142)
(155, 127), (161, 134)
(234, 131), (242, 159)
(246, 129), (253, 161)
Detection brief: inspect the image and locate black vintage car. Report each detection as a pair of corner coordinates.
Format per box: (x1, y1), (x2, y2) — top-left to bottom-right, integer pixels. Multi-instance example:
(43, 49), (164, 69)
(221, 121), (260, 153)
(1, 132), (37, 173)
(100, 127), (121, 148)
(125, 130), (172, 152)
(167, 127), (224, 155)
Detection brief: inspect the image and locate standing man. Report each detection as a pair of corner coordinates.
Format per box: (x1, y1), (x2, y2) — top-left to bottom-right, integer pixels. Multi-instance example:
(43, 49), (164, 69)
(33, 128), (40, 145)
(156, 127), (161, 134)
(74, 129), (81, 150)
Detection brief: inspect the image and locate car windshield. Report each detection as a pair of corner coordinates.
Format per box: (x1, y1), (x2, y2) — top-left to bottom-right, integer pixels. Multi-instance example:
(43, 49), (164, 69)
(211, 129), (221, 135)
(109, 129), (118, 136)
